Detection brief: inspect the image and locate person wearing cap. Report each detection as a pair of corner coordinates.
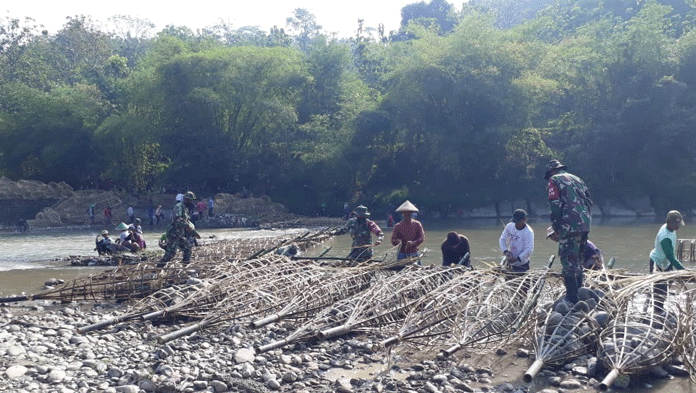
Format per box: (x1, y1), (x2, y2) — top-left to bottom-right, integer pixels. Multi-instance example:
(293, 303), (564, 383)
(332, 205), (384, 262)
(649, 210), (685, 312)
(95, 230), (114, 255)
(114, 222), (139, 252)
(499, 209), (534, 273)
(544, 159), (592, 303)
(391, 200), (425, 262)
(441, 232), (471, 267)
(159, 191), (197, 265)
(129, 218), (143, 234)
(546, 226), (603, 270)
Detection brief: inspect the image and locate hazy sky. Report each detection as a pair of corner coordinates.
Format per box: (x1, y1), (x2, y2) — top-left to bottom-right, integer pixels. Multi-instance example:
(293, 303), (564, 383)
(2, 0), (453, 38)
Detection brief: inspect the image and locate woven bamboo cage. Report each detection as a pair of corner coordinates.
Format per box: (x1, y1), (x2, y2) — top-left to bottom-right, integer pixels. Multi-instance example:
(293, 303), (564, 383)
(597, 271), (696, 391)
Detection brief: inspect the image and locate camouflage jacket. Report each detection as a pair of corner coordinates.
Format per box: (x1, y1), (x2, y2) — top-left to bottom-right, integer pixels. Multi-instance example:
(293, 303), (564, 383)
(548, 170), (592, 236)
(335, 218), (383, 248)
(169, 201), (191, 236)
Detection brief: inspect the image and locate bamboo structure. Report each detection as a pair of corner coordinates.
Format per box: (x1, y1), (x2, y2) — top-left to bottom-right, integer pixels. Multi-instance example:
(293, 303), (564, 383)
(597, 271), (695, 391)
(524, 280), (617, 383)
(250, 267), (390, 328)
(443, 256), (563, 359)
(257, 265), (466, 353)
(377, 268), (499, 351)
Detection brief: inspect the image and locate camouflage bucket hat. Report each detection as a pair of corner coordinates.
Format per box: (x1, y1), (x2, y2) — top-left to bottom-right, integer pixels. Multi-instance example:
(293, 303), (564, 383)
(544, 159), (568, 180)
(184, 191), (197, 200)
(355, 205), (370, 217)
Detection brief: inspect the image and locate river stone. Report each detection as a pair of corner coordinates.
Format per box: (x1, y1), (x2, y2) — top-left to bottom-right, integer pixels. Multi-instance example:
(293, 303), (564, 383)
(559, 379), (582, 389)
(586, 357), (598, 377)
(210, 380), (228, 392)
(267, 378), (281, 390)
(6, 345), (26, 356)
(548, 376), (562, 387)
(6, 365), (28, 379)
(554, 301), (570, 315)
(115, 386), (139, 393)
(235, 348), (255, 363)
(48, 369), (67, 383)
(425, 382), (441, 393)
(572, 300), (590, 314)
(593, 311), (609, 327)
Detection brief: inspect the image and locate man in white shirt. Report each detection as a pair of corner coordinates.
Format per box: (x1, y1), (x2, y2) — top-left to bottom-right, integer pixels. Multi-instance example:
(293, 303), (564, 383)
(499, 209), (534, 273)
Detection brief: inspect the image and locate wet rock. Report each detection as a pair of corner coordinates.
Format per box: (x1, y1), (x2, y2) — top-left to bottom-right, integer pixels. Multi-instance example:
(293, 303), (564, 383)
(559, 379), (582, 389)
(496, 348), (507, 356)
(425, 381), (441, 393)
(586, 357), (598, 377)
(548, 376), (562, 387)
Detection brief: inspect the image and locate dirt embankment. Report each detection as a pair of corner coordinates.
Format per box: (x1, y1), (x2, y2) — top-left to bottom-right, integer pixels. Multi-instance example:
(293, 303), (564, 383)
(0, 178), (342, 229)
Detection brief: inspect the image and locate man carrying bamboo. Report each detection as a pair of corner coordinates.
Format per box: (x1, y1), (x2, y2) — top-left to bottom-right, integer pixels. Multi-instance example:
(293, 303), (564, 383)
(544, 159), (593, 304)
(332, 205), (383, 262)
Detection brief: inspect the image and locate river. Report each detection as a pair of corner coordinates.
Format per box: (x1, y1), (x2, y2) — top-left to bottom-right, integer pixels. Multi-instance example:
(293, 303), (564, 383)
(0, 217), (689, 297)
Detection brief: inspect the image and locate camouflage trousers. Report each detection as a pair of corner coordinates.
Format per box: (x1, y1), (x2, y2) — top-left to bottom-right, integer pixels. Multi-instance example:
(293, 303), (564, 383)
(161, 233), (192, 263)
(559, 232), (589, 277)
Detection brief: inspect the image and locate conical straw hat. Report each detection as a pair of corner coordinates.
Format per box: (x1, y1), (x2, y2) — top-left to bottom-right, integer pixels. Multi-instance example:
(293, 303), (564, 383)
(395, 200), (419, 213)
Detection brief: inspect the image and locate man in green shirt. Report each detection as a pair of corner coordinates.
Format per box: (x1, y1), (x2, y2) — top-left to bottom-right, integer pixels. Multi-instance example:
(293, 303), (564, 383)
(648, 210), (685, 312)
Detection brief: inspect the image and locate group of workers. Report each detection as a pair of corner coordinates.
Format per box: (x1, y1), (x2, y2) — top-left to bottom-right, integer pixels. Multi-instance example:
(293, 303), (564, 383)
(333, 159), (687, 307)
(95, 218), (147, 254)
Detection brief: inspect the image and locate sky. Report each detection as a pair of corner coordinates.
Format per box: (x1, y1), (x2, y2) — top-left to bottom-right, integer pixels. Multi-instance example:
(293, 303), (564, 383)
(2, 0), (453, 38)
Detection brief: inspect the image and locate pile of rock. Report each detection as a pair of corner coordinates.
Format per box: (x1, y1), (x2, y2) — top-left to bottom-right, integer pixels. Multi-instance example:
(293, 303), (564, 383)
(0, 301), (527, 393)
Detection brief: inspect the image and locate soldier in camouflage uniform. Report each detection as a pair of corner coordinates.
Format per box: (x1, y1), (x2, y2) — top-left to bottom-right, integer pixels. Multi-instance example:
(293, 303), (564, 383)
(159, 191), (197, 266)
(544, 159), (592, 303)
(332, 205), (384, 262)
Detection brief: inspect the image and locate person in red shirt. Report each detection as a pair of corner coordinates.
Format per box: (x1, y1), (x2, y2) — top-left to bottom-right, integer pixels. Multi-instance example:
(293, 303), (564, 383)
(391, 200), (425, 263)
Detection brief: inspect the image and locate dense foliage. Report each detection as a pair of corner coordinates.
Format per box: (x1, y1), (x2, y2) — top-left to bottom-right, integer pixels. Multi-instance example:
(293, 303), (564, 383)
(1, 1), (696, 216)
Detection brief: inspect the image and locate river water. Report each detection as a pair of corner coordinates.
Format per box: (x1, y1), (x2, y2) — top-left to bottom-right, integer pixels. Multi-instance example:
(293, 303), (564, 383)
(0, 217), (690, 296)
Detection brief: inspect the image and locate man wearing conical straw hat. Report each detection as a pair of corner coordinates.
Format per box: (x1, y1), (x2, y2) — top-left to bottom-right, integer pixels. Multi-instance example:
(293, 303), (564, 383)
(391, 200), (425, 263)
(332, 205), (384, 262)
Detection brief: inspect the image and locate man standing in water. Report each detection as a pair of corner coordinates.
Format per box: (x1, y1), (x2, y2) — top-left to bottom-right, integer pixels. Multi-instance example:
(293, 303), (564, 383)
(391, 200), (425, 263)
(332, 205), (384, 262)
(649, 210), (685, 312)
(545, 159), (593, 304)
(499, 209), (534, 273)
(159, 191), (197, 266)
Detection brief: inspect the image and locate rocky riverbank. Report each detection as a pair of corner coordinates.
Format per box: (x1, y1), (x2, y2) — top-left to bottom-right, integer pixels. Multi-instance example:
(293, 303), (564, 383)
(0, 297), (691, 393)
(0, 299), (525, 393)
